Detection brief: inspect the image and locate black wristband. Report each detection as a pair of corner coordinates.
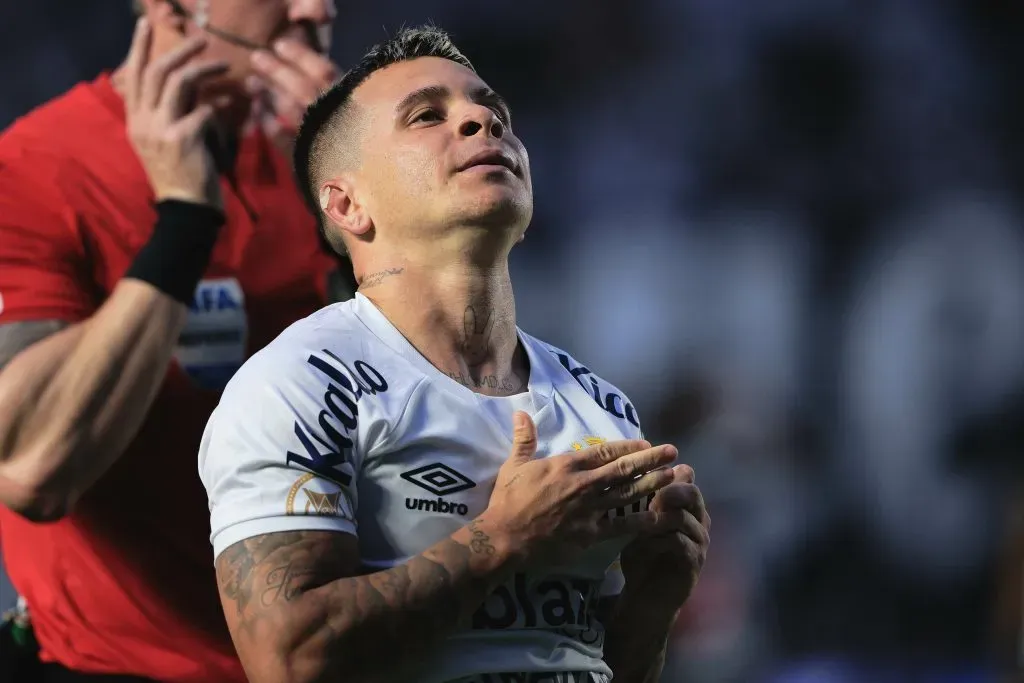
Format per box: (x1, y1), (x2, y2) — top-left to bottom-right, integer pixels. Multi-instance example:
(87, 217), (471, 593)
(124, 200), (225, 304)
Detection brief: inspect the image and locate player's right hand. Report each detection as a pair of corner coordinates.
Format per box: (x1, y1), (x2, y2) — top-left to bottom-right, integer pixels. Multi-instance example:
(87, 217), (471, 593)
(123, 18), (228, 210)
(482, 411), (678, 565)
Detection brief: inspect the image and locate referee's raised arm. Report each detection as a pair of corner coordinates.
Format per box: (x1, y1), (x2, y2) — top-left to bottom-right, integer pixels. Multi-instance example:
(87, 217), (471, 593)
(0, 19), (226, 521)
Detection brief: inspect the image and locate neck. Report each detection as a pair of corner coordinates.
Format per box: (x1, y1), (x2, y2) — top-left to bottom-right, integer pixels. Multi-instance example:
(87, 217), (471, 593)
(358, 259), (527, 396)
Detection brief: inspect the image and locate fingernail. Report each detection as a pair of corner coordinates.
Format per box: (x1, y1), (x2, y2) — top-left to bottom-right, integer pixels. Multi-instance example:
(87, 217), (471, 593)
(244, 75), (262, 93)
(273, 39), (293, 55)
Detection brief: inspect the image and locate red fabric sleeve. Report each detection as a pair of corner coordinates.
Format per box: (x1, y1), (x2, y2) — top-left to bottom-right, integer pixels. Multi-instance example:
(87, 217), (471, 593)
(0, 160), (95, 324)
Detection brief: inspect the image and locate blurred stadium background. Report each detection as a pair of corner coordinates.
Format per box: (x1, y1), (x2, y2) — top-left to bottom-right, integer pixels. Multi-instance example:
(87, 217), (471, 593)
(3, 1), (1024, 681)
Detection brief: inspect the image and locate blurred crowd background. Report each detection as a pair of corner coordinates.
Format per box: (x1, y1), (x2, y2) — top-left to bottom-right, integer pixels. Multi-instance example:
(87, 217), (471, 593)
(3, 1), (1024, 681)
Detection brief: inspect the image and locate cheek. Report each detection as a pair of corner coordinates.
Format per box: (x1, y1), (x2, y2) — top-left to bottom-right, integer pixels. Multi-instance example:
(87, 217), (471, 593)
(512, 136), (531, 176)
(390, 146), (446, 191)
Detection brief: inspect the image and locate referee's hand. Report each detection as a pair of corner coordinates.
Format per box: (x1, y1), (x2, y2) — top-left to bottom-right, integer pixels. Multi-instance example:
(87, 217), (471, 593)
(124, 18), (228, 210)
(482, 411), (677, 565)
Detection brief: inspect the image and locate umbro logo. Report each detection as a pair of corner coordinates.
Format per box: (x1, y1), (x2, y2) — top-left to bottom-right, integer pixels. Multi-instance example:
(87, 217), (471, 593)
(402, 463), (475, 517)
(401, 463), (476, 496)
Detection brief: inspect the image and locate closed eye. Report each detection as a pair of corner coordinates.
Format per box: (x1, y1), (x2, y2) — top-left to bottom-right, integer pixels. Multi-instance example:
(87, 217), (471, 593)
(411, 108), (444, 124)
(489, 106), (510, 125)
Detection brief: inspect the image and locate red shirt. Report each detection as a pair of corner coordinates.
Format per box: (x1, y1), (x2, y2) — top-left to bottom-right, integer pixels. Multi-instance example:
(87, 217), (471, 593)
(0, 74), (336, 682)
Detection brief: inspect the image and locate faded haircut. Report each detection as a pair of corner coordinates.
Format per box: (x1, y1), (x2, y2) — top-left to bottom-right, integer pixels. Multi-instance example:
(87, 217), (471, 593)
(293, 24), (474, 255)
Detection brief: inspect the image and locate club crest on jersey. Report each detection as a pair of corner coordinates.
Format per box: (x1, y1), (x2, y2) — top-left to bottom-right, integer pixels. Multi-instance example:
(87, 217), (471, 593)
(571, 436), (607, 451)
(402, 463), (475, 517)
(285, 471), (353, 520)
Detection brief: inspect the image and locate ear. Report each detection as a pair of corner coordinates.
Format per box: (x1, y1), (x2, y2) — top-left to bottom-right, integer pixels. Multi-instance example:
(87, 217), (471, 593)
(321, 177), (373, 242)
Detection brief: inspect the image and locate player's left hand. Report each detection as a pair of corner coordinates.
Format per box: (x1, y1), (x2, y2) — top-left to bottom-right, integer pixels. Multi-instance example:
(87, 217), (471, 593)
(249, 38), (340, 144)
(619, 464), (710, 607)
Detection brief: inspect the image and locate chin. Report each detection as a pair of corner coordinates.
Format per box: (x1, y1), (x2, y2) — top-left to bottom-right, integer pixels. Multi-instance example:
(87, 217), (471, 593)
(468, 203), (531, 235)
(459, 186), (533, 230)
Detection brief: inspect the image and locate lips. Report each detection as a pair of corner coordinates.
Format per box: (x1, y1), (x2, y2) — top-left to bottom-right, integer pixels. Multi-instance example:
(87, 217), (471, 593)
(458, 149), (518, 174)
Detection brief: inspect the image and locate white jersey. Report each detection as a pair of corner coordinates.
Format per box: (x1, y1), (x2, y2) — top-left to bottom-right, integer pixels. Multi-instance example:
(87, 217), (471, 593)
(199, 293), (648, 683)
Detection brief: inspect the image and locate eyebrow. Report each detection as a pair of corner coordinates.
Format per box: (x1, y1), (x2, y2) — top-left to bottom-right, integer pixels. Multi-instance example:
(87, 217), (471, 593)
(394, 84), (512, 121)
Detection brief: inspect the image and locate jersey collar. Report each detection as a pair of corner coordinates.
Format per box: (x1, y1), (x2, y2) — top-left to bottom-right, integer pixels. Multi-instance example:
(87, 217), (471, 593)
(352, 292), (554, 403)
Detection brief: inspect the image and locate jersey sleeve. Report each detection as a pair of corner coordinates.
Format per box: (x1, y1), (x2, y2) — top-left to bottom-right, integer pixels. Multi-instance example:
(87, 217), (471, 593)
(199, 350), (360, 560)
(0, 161), (95, 323)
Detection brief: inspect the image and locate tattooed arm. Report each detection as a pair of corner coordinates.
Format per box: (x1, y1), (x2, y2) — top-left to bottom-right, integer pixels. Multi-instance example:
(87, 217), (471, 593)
(205, 384), (676, 683)
(215, 521), (518, 683)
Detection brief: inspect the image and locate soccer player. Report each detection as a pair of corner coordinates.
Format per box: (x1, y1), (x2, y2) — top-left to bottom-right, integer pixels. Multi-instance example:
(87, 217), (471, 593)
(0, 2), (342, 680)
(201, 26), (711, 683)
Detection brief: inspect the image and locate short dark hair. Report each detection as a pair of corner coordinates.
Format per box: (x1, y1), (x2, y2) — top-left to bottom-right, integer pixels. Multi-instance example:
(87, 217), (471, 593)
(293, 24), (474, 254)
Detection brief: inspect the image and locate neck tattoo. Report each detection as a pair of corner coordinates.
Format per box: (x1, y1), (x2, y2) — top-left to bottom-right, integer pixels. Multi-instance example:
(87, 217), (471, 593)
(444, 371), (522, 394)
(359, 267), (404, 289)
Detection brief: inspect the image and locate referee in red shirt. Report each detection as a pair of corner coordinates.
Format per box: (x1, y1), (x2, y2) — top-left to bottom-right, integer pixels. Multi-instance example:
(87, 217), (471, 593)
(0, 2), (346, 681)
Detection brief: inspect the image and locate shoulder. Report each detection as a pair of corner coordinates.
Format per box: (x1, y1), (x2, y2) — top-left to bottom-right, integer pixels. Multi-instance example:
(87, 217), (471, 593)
(0, 78), (132, 203)
(199, 302), (419, 530)
(521, 331), (642, 433)
(218, 301), (420, 419)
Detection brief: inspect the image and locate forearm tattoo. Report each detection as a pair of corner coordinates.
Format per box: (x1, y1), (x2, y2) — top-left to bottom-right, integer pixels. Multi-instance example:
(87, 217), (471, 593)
(216, 526), (503, 680)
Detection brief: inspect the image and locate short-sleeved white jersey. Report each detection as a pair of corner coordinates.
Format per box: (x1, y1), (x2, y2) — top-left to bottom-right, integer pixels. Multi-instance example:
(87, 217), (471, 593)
(199, 293), (649, 683)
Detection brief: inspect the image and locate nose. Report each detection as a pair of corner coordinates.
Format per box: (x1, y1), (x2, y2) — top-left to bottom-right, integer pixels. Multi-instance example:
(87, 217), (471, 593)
(289, 0), (336, 50)
(458, 105), (504, 141)
(289, 0), (336, 24)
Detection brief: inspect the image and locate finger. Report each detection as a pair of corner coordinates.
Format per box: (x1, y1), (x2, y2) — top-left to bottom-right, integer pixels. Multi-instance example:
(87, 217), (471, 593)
(251, 51), (321, 106)
(676, 510), (710, 548)
(160, 62), (230, 120)
(272, 38), (339, 85)
(673, 463), (694, 484)
(650, 509), (710, 548)
(654, 482), (703, 516)
(571, 439), (651, 470)
(657, 482), (709, 530)
(506, 411), (538, 465)
(141, 35), (208, 109)
(601, 468), (674, 509)
(124, 17), (153, 108)
(637, 530), (707, 572)
(173, 102), (216, 138)
(589, 444), (678, 487)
